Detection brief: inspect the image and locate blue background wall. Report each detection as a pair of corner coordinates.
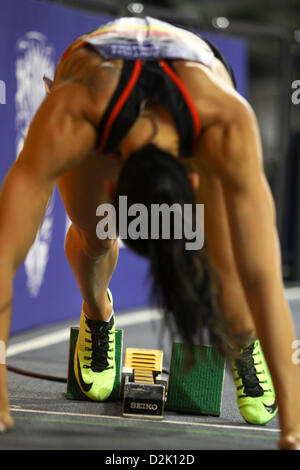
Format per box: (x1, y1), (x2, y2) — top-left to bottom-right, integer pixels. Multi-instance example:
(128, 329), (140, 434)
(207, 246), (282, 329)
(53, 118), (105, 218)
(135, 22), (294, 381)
(0, 0), (248, 333)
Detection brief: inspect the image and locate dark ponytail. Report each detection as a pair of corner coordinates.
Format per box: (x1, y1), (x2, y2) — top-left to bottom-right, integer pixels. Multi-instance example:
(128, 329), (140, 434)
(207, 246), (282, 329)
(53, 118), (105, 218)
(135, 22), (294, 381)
(113, 144), (228, 358)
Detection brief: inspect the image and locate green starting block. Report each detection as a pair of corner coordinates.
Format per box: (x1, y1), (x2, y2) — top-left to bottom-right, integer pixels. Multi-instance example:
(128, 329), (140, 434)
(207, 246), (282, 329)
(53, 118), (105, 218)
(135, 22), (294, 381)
(166, 342), (225, 416)
(66, 327), (123, 401)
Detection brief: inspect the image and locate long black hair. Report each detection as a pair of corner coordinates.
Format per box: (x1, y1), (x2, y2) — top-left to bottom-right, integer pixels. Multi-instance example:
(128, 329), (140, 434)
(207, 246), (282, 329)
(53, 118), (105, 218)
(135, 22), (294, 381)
(113, 144), (228, 358)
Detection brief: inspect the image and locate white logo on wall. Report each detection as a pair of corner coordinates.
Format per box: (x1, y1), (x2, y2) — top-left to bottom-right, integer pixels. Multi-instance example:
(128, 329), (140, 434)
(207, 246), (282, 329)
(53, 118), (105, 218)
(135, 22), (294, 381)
(15, 31), (56, 297)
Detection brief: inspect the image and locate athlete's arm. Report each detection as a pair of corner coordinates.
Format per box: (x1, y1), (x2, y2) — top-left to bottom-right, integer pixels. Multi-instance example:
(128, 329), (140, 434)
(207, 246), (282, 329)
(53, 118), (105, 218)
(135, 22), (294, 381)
(187, 63), (300, 450)
(0, 47), (114, 430)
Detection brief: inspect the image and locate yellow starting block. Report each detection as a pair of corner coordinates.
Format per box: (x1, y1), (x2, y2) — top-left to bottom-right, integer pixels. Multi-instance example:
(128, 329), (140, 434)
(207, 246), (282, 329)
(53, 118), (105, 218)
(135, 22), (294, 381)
(121, 348), (168, 420)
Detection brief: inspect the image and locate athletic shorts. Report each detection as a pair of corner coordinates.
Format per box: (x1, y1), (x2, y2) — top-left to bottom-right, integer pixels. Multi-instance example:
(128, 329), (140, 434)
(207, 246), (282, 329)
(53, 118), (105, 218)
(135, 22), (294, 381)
(60, 16), (237, 158)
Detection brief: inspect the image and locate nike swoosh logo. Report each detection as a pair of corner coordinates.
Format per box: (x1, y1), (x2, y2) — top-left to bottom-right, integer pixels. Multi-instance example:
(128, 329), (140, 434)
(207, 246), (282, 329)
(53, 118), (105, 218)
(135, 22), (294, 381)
(76, 348), (93, 393)
(263, 401), (277, 414)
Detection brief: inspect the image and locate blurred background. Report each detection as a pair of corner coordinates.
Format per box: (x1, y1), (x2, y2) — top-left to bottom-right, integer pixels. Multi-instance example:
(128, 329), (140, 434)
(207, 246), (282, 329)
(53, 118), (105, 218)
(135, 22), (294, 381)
(1, 3), (298, 449)
(0, 0), (299, 334)
(42, 0), (300, 281)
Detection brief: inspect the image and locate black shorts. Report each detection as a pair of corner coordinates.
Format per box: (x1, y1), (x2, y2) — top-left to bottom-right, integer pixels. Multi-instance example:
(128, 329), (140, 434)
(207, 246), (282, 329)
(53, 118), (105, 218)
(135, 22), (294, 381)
(94, 43), (236, 158)
(61, 17), (237, 158)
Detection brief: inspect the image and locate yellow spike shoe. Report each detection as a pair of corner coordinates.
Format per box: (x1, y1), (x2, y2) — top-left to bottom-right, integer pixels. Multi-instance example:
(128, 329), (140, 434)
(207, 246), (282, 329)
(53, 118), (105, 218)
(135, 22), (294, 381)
(230, 340), (278, 424)
(74, 289), (116, 401)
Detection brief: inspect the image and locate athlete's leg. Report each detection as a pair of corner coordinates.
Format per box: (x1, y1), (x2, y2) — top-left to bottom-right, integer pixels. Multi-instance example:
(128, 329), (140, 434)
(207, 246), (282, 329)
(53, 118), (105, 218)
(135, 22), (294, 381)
(218, 161), (300, 438)
(65, 225), (118, 321)
(186, 158), (278, 425)
(57, 153), (121, 321)
(57, 153), (121, 401)
(194, 122), (300, 447)
(186, 158), (256, 344)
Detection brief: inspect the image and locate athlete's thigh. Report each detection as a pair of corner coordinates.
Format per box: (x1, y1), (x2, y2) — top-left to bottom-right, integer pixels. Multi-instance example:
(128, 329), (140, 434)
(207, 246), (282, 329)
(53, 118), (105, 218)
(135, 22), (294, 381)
(57, 153), (121, 233)
(185, 157), (236, 271)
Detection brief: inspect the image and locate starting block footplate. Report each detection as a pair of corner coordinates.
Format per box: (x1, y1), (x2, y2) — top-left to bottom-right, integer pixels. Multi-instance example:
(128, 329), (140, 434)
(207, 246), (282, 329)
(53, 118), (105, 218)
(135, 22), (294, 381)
(166, 342), (225, 416)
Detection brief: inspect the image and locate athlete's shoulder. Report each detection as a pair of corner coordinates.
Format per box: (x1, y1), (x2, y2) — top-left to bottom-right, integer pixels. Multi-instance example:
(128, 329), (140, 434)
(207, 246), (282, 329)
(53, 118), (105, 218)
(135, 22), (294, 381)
(47, 45), (122, 132)
(54, 44), (122, 100)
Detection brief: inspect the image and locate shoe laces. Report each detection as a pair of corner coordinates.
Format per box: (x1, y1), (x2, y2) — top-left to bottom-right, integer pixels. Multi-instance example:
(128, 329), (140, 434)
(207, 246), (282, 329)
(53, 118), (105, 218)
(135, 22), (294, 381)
(233, 342), (265, 398)
(84, 317), (114, 372)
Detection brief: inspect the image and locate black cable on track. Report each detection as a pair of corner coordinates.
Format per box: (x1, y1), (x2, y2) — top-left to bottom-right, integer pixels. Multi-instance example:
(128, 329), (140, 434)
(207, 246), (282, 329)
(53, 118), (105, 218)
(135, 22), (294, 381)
(6, 365), (169, 383)
(6, 365), (67, 383)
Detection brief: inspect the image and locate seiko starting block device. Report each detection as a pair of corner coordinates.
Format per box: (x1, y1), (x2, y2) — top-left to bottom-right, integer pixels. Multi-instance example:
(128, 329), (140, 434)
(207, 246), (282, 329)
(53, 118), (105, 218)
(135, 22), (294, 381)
(66, 328), (226, 419)
(121, 348), (168, 419)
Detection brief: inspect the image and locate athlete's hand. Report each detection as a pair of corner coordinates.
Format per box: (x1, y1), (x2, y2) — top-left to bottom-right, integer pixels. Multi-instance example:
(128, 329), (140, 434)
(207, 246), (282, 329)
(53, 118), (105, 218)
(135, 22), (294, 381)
(0, 409), (14, 433)
(278, 428), (300, 450)
(0, 366), (14, 432)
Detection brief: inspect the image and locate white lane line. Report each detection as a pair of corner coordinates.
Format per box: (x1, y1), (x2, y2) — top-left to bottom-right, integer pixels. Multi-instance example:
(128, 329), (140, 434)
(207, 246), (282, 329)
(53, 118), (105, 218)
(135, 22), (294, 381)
(7, 329), (70, 358)
(6, 285), (299, 358)
(9, 407), (280, 434)
(116, 309), (163, 326)
(7, 309), (162, 358)
(285, 287), (300, 301)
